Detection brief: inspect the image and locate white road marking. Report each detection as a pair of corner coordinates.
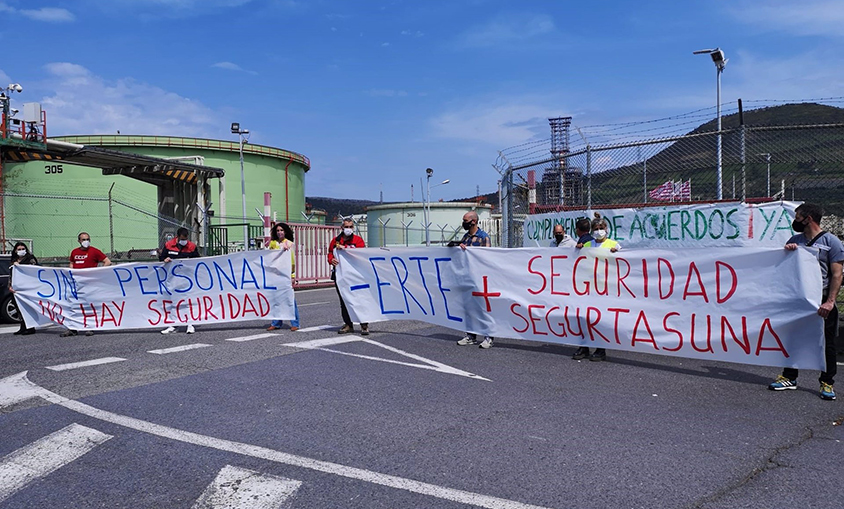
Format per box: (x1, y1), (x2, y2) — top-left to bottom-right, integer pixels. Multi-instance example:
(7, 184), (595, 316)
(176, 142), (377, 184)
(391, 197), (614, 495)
(225, 333), (277, 343)
(45, 357), (126, 372)
(148, 344), (212, 355)
(293, 324), (336, 333)
(297, 301), (330, 307)
(0, 423), (112, 502)
(284, 336), (361, 349)
(191, 465), (302, 509)
(282, 336), (491, 381)
(1, 373), (548, 509)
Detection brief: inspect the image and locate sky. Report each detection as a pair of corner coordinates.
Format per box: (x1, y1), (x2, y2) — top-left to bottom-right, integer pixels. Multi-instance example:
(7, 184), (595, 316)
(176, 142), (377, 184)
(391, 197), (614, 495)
(3, 0), (844, 203)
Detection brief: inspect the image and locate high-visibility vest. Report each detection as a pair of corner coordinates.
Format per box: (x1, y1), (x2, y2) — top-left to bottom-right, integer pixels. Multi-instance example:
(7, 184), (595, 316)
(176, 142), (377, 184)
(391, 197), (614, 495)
(584, 238), (619, 250)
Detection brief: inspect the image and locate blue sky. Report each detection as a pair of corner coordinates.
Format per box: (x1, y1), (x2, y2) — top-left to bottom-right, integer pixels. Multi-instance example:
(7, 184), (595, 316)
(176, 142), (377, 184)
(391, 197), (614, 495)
(3, 0), (843, 202)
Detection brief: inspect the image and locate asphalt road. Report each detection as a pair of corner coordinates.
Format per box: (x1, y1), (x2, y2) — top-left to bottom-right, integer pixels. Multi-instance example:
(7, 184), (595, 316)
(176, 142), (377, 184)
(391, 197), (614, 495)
(1, 287), (842, 508)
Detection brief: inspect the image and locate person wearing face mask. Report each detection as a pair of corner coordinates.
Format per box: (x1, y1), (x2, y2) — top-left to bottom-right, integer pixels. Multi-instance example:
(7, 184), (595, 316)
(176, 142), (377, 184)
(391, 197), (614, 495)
(768, 203), (844, 401)
(266, 222), (300, 332)
(453, 210), (496, 349)
(328, 218), (369, 335)
(572, 213), (621, 362)
(9, 242), (38, 335)
(63, 232), (111, 337)
(549, 224), (576, 248)
(159, 227), (200, 335)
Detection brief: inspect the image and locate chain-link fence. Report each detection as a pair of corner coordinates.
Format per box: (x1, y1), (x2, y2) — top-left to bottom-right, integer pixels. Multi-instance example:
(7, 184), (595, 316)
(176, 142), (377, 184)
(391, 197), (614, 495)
(499, 122), (844, 247)
(1, 191), (194, 261)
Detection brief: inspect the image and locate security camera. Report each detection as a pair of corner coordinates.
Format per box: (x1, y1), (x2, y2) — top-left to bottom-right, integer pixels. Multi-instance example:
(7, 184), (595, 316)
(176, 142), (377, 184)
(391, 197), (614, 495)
(426, 167), (433, 176)
(14, 84), (22, 93)
(9, 108), (18, 115)
(710, 49), (725, 64)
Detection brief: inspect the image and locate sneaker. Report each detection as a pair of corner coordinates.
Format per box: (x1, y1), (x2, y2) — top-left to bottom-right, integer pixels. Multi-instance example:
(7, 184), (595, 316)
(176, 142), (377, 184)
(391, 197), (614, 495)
(768, 375), (798, 391)
(360, 324), (370, 336)
(572, 347), (590, 360)
(457, 335), (477, 346)
(160, 326), (176, 335)
(289, 326), (299, 332)
(338, 324), (353, 334)
(589, 349), (607, 362)
(186, 325), (195, 334)
(59, 330), (78, 337)
(820, 382), (836, 400)
(479, 336), (494, 349)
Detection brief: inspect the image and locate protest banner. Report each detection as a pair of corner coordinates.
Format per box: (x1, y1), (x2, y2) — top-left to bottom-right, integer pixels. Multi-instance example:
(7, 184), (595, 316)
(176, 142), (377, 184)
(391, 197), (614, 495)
(12, 250), (295, 331)
(523, 201), (799, 248)
(336, 246), (825, 370)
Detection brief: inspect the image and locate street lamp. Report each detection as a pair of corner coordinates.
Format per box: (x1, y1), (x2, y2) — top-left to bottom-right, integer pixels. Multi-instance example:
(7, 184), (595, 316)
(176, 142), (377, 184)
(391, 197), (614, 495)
(422, 168), (449, 246)
(231, 122), (250, 249)
(758, 153), (772, 197)
(693, 47), (728, 200)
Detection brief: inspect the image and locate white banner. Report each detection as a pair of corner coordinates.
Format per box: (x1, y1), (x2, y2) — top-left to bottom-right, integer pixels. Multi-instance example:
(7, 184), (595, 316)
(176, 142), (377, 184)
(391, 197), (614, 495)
(337, 246), (825, 370)
(13, 250), (295, 331)
(524, 201), (800, 248)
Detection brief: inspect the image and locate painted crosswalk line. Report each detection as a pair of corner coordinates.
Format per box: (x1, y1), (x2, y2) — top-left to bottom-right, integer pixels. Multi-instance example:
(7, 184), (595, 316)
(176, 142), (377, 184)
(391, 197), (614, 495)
(191, 465), (302, 509)
(0, 423), (112, 502)
(45, 357), (126, 371)
(148, 343), (211, 354)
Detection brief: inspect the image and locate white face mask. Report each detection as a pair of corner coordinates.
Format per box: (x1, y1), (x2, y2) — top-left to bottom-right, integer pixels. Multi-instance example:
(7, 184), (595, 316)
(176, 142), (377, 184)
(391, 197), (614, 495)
(80, 240), (91, 248)
(593, 229), (607, 240)
(16, 249), (26, 257)
(343, 228), (354, 237)
(178, 239), (188, 246)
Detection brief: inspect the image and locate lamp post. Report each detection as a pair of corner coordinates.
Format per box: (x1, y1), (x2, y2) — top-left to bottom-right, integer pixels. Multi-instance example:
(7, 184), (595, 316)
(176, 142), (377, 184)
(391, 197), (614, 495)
(758, 153), (771, 197)
(423, 168), (449, 246)
(231, 122), (250, 249)
(693, 47), (727, 200)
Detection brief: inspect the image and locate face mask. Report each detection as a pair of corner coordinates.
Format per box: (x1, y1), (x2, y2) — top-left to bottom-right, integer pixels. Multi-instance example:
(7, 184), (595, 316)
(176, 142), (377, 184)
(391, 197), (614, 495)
(554, 234), (565, 243)
(16, 249), (26, 257)
(462, 221), (473, 230)
(792, 219), (806, 232)
(80, 240), (90, 248)
(343, 228), (354, 237)
(593, 229), (607, 240)
(178, 239), (188, 246)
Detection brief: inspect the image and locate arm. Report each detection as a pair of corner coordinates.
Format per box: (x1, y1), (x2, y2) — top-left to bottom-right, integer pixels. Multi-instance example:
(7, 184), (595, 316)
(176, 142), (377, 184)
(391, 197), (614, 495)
(327, 238), (338, 266)
(820, 262), (843, 318)
(102, 257), (112, 267)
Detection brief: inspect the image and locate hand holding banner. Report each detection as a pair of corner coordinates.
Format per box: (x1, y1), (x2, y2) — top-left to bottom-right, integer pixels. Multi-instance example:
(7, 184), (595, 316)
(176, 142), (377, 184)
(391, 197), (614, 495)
(337, 246), (825, 370)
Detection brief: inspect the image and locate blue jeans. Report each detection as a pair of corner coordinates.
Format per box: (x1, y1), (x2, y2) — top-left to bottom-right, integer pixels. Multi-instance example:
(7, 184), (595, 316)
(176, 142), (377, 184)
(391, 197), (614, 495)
(271, 300), (300, 328)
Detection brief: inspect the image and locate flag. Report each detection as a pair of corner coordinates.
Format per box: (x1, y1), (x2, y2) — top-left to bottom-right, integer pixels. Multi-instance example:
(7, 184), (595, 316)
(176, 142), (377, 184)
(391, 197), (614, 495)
(649, 181), (673, 201)
(674, 180), (691, 201)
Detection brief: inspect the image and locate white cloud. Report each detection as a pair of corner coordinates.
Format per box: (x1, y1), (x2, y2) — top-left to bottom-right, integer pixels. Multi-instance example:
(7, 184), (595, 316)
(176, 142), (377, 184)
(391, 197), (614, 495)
(0, 3), (75, 22)
(20, 6), (74, 22)
(431, 97), (566, 147)
(456, 13), (555, 49)
(40, 62), (220, 138)
(211, 61), (258, 75)
(401, 30), (423, 37)
(727, 0), (844, 37)
(381, 42), (390, 47)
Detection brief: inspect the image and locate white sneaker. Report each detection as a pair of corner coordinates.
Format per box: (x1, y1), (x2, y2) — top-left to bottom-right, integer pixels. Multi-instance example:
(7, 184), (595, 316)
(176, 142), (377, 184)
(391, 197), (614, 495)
(479, 336), (494, 349)
(160, 326), (176, 335)
(186, 325), (195, 334)
(457, 335), (477, 346)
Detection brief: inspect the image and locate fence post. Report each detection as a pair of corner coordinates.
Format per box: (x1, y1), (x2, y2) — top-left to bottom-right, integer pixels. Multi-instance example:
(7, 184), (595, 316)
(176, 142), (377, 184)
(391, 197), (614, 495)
(739, 99), (746, 202)
(378, 217), (390, 247)
(586, 145), (593, 211)
(436, 223), (449, 245)
(400, 220), (413, 246)
(108, 182), (115, 255)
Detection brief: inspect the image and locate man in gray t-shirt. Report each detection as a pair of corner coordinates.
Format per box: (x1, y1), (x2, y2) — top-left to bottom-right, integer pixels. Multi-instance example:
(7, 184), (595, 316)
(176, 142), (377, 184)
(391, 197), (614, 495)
(768, 203), (844, 400)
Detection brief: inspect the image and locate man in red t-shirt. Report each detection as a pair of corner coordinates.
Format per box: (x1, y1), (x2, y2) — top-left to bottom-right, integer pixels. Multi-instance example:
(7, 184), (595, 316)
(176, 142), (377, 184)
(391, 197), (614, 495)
(62, 232), (111, 337)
